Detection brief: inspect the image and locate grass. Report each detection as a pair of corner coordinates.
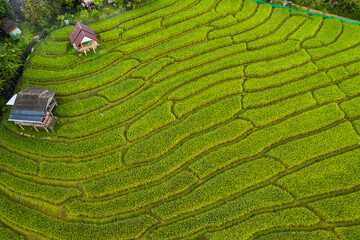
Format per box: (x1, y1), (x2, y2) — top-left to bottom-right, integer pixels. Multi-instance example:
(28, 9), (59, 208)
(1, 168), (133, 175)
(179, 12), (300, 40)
(2, 0), (360, 238)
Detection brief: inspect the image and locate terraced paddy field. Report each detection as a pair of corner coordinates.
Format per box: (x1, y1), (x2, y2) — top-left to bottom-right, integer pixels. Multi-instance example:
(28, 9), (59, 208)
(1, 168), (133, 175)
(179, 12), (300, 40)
(1, 0), (360, 239)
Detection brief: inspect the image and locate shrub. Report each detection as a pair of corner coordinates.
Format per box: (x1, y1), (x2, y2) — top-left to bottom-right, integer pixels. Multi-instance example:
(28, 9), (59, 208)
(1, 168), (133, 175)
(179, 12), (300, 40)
(92, 10), (99, 18)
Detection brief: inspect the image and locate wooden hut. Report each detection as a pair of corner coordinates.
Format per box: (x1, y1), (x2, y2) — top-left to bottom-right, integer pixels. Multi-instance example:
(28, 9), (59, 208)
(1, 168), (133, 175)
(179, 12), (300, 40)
(7, 87), (58, 132)
(69, 22), (98, 55)
(0, 17), (21, 36)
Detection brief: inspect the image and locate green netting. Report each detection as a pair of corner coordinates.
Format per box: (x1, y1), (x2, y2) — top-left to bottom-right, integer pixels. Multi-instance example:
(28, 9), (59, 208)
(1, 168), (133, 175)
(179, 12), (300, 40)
(251, 0), (360, 25)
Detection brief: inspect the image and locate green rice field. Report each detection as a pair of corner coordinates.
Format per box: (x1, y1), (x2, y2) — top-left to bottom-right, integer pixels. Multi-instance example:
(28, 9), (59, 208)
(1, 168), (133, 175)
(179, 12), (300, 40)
(1, 0), (360, 239)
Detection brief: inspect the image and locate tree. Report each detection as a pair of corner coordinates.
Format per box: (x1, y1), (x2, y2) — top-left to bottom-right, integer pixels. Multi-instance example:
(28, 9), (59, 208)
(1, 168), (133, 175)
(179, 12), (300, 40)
(0, 0), (13, 18)
(20, 0), (52, 25)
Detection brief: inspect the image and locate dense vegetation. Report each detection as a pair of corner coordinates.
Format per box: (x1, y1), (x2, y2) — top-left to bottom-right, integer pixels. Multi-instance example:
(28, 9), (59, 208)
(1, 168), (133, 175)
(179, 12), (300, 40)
(1, 0), (360, 239)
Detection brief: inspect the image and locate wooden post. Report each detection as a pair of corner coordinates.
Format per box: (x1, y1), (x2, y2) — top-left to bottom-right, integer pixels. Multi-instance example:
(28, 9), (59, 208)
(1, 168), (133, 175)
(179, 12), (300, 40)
(34, 126), (39, 132)
(17, 123), (24, 130)
(44, 127), (49, 133)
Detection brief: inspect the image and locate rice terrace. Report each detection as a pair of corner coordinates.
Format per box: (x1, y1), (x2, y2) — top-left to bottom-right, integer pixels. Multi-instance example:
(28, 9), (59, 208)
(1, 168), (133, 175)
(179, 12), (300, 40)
(1, 0), (360, 239)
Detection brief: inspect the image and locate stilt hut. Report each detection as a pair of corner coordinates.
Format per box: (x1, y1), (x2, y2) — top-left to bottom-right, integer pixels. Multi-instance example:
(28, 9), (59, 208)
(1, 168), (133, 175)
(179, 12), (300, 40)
(69, 22), (98, 55)
(7, 87), (58, 132)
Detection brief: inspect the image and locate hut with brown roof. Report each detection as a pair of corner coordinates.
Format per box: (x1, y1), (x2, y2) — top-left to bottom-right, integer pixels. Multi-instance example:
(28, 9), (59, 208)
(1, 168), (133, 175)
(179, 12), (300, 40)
(7, 87), (58, 132)
(0, 17), (21, 36)
(69, 22), (98, 55)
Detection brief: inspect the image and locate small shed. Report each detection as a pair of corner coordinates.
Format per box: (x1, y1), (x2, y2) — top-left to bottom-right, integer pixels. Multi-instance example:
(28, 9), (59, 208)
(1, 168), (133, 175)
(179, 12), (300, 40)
(8, 87), (59, 132)
(0, 17), (21, 36)
(69, 22), (98, 55)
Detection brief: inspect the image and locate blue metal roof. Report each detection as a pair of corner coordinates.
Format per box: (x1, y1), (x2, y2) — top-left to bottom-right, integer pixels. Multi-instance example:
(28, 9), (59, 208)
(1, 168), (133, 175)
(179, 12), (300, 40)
(8, 109), (45, 123)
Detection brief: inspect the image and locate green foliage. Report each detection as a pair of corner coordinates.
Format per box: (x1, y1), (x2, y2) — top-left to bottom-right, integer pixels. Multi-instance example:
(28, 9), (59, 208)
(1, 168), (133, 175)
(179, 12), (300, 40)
(0, 125), (126, 157)
(92, 10), (99, 18)
(100, 27), (123, 42)
(120, 11), (218, 54)
(162, 0), (218, 26)
(132, 27), (212, 63)
(209, 4), (272, 39)
(326, 66), (349, 81)
(40, 41), (69, 55)
(235, 0), (258, 21)
(167, 36), (233, 61)
(98, 78), (144, 102)
(89, 0), (177, 33)
(338, 75), (360, 96)
(125, 95), (242, 165)
(79, 10), (89, 21)
(0, 224), (24, 240)
(132, 58), (174, 80)
(170, 65), (244, 100)
(216, 0), (242, 16)
(309, 190), (360, 222)
(243, 72), (331, 108)
(0, 172), (81, 204)
(307, 23), (360, 59)
(210, 15), (238, 28)
(24, 52), (123, 81)
(50, 26), (74, 41)
(303, 19), (343, 48)
(150, 186), (293, 239)
(247, 15), (307, 49)
(244, 62), (318, 91)
(313, 85), (346, 104)
(336, 225), (360, 240)
(0, 194), (157, 240)
(289, 15), (323, 41)
(233, 8), (289, 43)
(277, 148), (360, 198)
(31, 55), (78, 69)
(245, 50), (311, 77)
(54, 96), (108, 116)
(66, 171), (197, 217)
(346, 61), (360, 75)
(239, 92), (316, 126)
(206, 207), (320, 239)
(0, 0), (13, 18)
(339, 96), (360, 118)
(174, 79), (243, 118)
(122, 18), (161, 40)
(82, 119), (253, 197)
(127, 101), (176, 141)
(255, 230), (338, 240)
(268, 122), (360, 167)
(153, 43), (246, 82)
(152, 158), (284, 220)
(39, 153), (122, 180)
(0, 147), (38, 175)
(189, 103), (345, 177)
